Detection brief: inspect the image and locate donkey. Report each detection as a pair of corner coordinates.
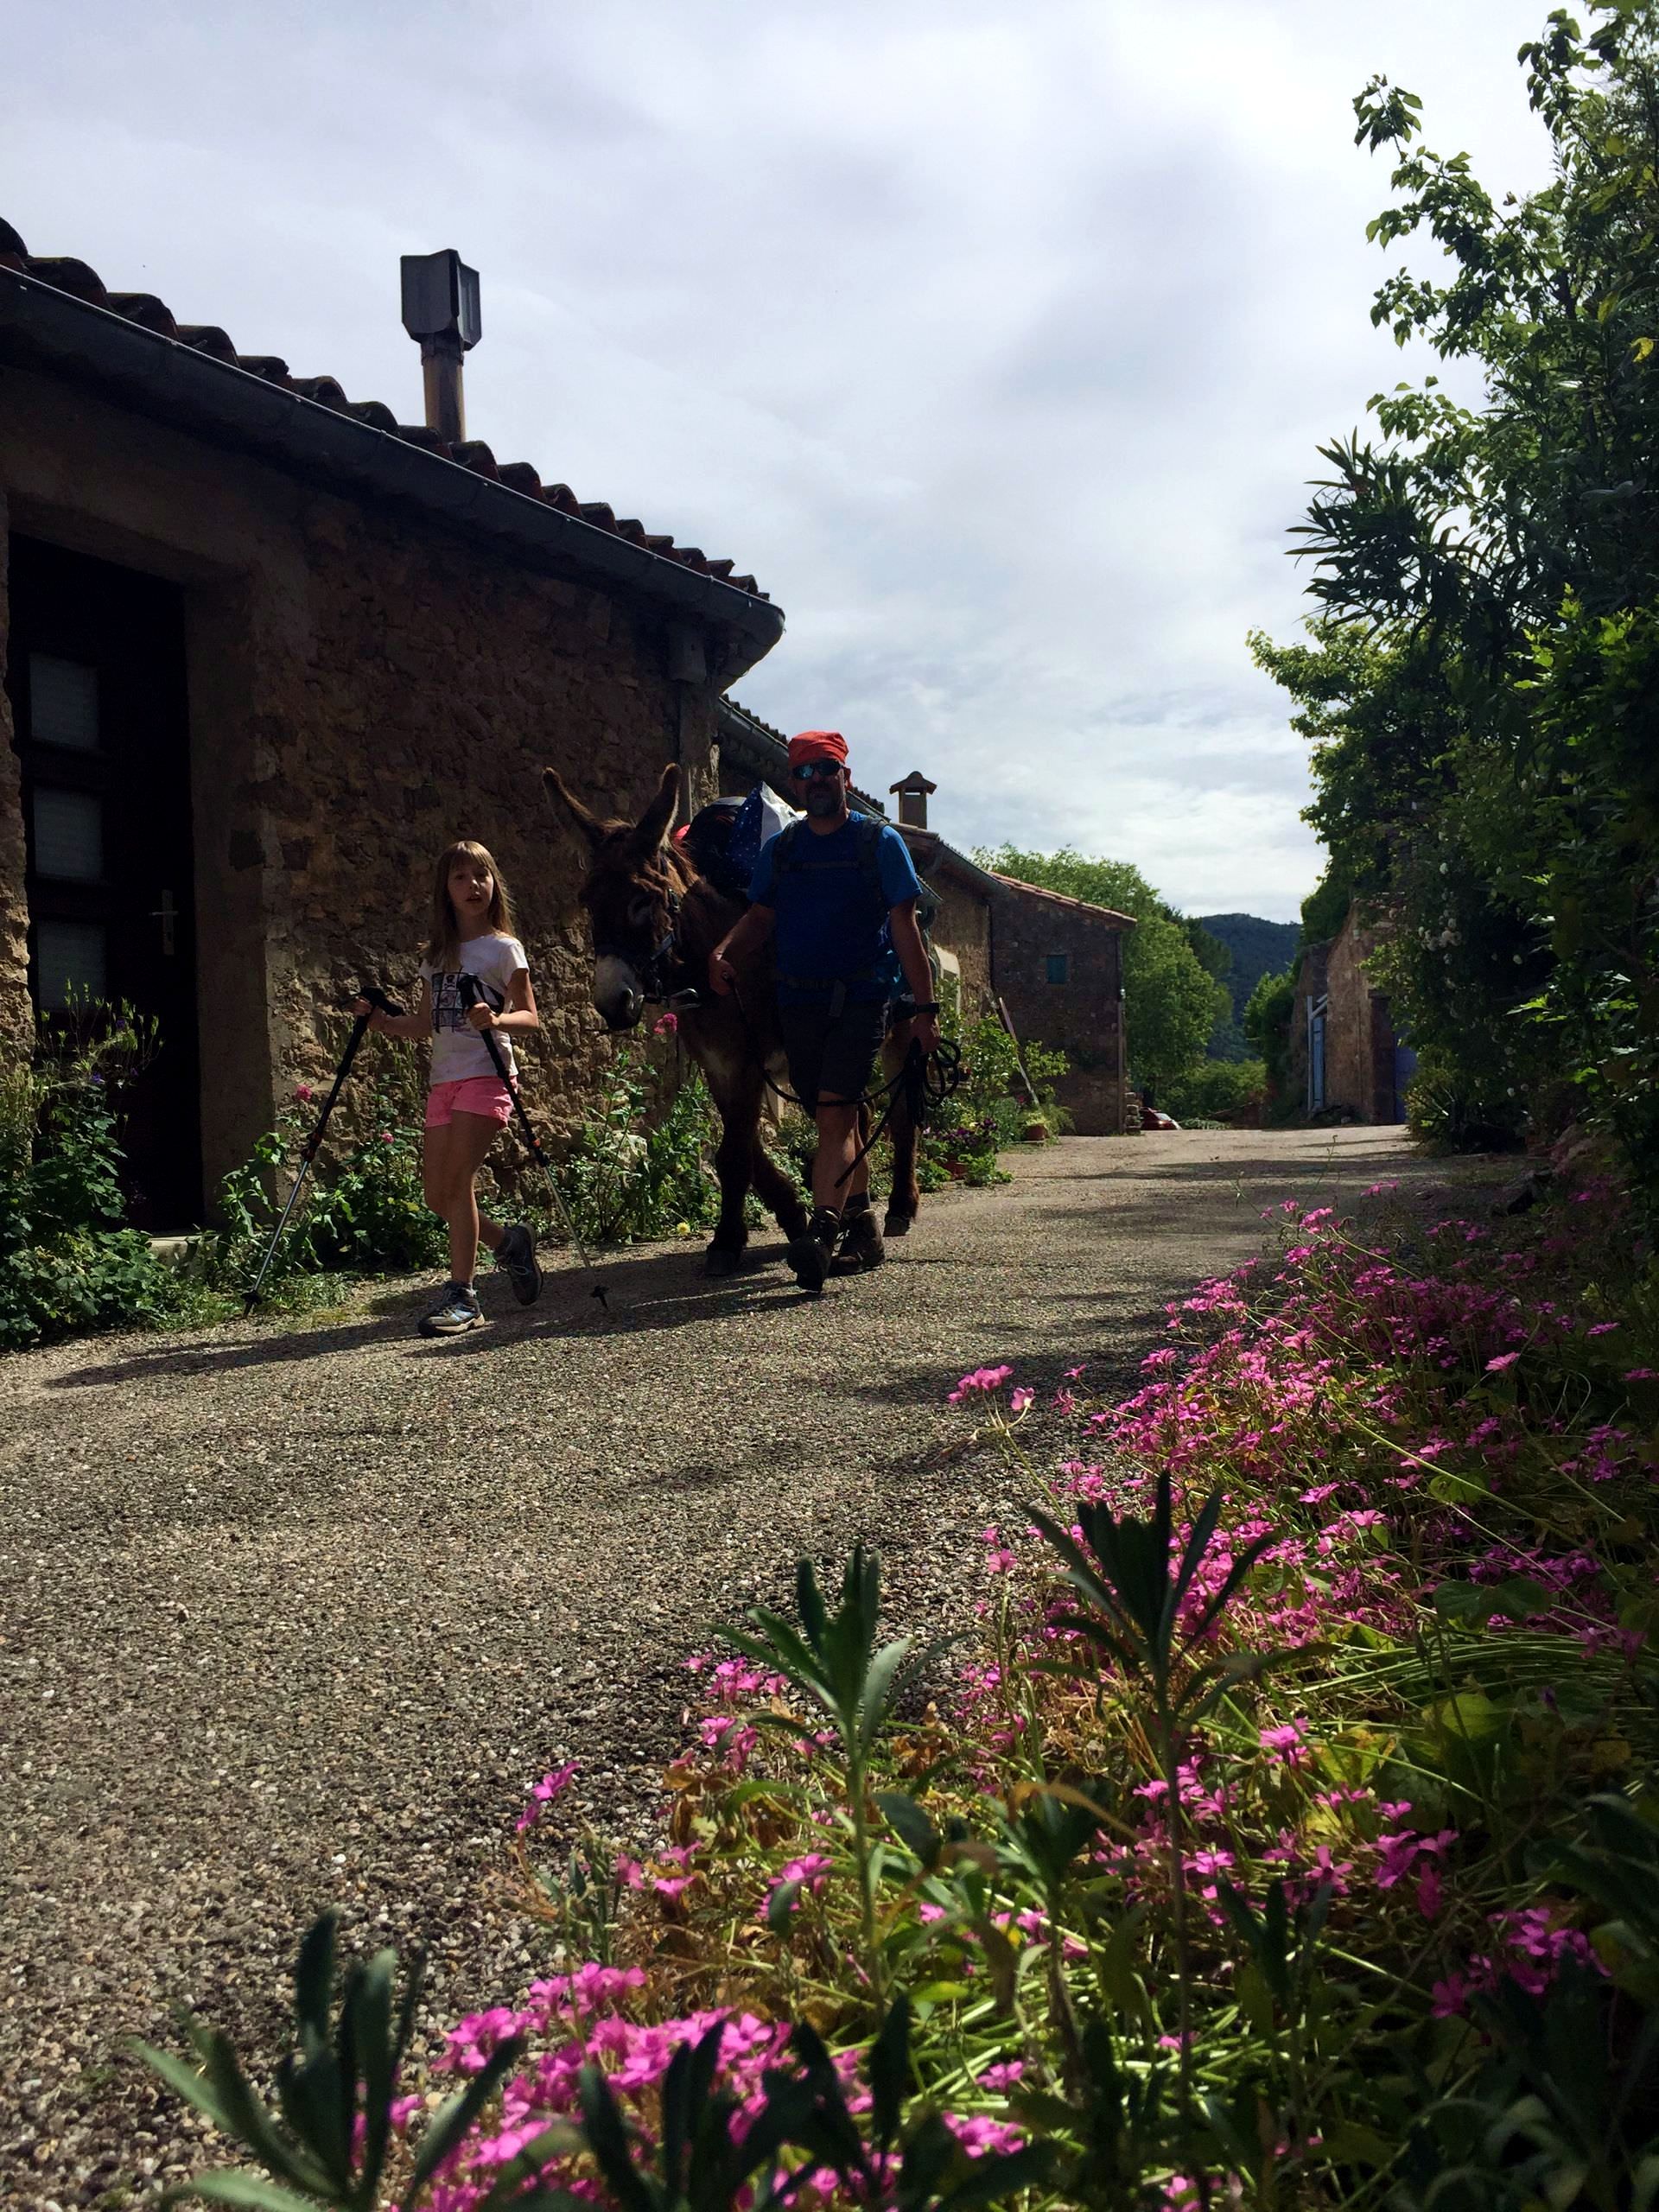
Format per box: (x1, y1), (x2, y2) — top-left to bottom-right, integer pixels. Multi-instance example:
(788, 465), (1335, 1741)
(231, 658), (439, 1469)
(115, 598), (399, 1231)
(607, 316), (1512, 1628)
(543, 762), (924, 1276)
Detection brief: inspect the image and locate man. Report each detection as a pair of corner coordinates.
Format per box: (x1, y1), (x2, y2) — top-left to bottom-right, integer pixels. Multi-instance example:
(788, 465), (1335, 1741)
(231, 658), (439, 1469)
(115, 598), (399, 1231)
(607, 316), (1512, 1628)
(709, 729), (942, 1294)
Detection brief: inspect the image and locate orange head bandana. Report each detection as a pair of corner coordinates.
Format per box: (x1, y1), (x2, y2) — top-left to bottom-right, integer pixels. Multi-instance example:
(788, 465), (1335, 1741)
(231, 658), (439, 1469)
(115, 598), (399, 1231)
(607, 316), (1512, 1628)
(786, 729), (848, 771)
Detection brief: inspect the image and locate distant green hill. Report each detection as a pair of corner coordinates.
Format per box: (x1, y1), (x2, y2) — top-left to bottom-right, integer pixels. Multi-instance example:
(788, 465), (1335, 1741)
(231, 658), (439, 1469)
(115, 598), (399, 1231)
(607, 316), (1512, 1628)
(1194, 913), (1301, 1051)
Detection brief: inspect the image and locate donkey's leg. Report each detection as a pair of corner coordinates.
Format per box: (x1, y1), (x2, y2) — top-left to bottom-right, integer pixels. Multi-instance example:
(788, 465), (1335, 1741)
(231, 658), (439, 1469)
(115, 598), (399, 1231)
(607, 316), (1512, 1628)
(705, 1072), (760, 1277)
(751, 1130), (810, 1242)
(883, 1027), (922, 1236)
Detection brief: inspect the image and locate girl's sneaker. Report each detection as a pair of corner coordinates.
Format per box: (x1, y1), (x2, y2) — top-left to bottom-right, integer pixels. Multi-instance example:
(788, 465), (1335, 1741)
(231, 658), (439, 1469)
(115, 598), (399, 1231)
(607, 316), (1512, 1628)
(494, 1223), (543, 1306)
(420, 1282), (483, 1337)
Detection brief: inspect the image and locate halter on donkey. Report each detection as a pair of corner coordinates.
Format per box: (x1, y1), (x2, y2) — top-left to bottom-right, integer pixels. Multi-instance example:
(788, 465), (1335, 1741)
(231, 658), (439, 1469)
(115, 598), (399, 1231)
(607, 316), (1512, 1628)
(542, 763), (927, 1277)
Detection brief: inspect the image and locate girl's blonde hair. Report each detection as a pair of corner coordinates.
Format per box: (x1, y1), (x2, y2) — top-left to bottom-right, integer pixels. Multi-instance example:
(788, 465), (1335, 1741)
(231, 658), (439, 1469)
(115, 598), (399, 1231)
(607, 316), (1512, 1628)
(426, 839), (516, 969)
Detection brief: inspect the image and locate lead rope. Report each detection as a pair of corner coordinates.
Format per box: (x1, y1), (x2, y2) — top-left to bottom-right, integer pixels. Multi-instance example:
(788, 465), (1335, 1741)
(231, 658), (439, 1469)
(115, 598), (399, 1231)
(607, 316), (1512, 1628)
(728, 982), (963, 1184)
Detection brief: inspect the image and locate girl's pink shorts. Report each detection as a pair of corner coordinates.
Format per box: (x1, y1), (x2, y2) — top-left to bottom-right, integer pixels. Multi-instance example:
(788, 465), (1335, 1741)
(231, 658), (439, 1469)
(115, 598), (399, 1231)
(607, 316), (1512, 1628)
(425, 1077), (514, 1128)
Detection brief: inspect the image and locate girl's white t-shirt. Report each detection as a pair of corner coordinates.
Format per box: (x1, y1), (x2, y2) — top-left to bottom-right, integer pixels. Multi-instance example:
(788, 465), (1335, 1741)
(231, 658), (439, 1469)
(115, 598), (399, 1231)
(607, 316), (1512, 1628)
(423, 933), (529, 1085)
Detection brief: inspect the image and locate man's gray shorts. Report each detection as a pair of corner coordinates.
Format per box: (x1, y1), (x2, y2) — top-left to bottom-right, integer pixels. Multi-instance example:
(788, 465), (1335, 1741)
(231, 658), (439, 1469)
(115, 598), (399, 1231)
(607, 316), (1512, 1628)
(779, 998), (887, 1112)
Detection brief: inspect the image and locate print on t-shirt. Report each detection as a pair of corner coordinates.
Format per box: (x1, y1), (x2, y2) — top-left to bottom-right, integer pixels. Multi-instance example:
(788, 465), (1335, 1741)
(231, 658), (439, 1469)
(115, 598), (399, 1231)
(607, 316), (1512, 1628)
(423, 931), (528, 1086)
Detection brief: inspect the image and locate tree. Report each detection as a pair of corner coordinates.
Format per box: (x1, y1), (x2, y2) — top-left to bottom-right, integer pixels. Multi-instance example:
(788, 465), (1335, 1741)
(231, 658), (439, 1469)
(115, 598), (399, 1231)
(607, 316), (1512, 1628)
(1257, 4), (1659, 1185)
(976, 848), (1230, 1100)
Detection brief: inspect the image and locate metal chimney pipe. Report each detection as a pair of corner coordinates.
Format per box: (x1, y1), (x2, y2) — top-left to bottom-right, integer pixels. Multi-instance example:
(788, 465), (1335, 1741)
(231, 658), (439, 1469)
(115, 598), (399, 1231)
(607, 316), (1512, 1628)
(399, 249), (481, 444)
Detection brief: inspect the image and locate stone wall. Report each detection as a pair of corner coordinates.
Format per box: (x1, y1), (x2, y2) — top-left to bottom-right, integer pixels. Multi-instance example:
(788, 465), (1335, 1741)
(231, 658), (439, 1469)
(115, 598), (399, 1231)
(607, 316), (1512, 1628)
(1324, 908), (1402, 1122)
(924, 862), (994, 1018)
(0, 486), (25, 1039)
(1281, 913), (1401, 1123)
(985, 877), (1126, 1135)
(1, 364), (723, 1204)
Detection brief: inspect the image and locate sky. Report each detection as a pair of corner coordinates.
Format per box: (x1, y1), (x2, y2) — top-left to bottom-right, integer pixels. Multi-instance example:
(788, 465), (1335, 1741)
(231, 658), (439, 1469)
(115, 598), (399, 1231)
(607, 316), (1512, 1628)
(6, 2), (1561, 919)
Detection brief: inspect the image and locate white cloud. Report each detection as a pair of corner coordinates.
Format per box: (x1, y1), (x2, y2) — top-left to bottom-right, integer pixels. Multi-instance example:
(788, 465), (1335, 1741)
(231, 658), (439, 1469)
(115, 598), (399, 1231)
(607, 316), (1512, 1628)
(5, 0), (1558, 918)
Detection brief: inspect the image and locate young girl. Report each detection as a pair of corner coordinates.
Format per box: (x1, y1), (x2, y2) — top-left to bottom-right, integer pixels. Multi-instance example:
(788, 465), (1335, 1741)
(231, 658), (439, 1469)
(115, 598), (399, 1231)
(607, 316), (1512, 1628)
(357, 840), (543, 1336)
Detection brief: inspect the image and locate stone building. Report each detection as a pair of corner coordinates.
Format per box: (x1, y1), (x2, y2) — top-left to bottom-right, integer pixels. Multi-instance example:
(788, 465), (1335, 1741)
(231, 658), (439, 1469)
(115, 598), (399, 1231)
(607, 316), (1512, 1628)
(0, 220), (781, 1226)
(713, 706), (1132, 1132)
(1283, 904), (1411, 1124)
(980, 873), (1132, 1135)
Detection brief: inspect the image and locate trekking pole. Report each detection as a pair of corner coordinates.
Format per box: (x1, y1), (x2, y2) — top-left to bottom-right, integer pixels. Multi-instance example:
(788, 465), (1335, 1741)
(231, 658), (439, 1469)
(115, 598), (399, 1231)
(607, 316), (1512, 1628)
(244, 984), (405, 1313)
(456, 974), (601, 1281)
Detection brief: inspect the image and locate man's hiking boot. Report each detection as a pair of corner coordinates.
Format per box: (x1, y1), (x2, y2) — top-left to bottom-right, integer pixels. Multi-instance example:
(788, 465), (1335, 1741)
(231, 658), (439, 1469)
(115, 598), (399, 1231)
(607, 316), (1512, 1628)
(832, 1201), (886, 1274)
(785, 1209), (840, 1296)
(419, 1282), (484, 1338)
(495, 1222), (543, 1306)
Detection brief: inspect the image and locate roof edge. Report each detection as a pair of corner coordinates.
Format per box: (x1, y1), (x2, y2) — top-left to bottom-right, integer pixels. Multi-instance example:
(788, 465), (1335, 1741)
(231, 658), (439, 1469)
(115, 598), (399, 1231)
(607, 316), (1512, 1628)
(0, 267), (785, 679)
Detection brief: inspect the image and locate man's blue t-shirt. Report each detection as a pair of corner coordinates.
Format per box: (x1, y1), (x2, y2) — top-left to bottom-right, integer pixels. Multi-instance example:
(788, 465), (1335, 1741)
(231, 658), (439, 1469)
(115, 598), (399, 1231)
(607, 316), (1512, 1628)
(750, 814), (923, 1006)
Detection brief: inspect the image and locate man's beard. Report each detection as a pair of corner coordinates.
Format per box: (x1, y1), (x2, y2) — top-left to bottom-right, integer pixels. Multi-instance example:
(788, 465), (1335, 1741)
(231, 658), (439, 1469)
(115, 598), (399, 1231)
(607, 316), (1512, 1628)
(804, 785), (842, 818)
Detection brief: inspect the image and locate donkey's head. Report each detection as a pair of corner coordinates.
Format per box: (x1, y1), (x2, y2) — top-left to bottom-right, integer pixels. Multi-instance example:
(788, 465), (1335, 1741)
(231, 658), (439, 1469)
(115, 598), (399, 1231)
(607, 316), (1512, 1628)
(543, 763), (684, 1032)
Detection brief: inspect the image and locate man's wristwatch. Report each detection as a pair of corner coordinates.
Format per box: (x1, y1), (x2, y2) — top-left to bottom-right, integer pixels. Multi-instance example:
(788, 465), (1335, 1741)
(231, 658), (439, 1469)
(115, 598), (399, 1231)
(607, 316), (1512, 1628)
(906, 1001), (940, 1016)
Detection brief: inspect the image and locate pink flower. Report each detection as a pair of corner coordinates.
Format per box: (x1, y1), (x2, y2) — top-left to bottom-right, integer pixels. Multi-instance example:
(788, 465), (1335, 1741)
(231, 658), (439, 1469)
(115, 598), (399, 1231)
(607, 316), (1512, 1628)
(1009, 1388), (1033, 1415)
(1485, 1351), (1521, 1372)
(948, 1363), (1014, 1404)
(293, 1083), (315, 1104)
(515, 1761), (579, 1834)
(766, 1853), (832, 1912)
(378, 1131), (394, 1145)
(977, 2060), (1024, 2092)
(1587, 1321), (1620, 1337)
(1416, 1866), (1443, 1918)
(1623, 1368), (1657, 1382)
(652, 1011), (679, 1036)
(1259, 1720), (1309, 1762)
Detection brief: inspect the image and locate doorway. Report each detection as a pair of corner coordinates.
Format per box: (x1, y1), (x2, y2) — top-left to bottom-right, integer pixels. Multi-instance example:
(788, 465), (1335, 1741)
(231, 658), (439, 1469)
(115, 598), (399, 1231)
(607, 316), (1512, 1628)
(6, 536), (202, 1229)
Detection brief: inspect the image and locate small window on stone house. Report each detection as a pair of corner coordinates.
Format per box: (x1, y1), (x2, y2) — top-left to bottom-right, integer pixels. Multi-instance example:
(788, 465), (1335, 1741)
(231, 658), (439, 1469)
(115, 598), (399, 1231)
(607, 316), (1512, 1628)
(1046, 952), (1068, 985)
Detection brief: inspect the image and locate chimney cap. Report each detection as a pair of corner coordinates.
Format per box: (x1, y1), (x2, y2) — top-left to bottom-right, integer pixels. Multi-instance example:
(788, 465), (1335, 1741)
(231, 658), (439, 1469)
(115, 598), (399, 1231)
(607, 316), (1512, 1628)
(400, 249), (481, 350)
(889, 770), (938, 795)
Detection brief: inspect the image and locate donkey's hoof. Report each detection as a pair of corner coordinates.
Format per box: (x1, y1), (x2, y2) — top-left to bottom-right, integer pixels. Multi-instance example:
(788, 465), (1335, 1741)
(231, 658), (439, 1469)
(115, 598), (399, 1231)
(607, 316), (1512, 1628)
(883, 1211), (914, 1238)
(704, 1243), (744, 1278)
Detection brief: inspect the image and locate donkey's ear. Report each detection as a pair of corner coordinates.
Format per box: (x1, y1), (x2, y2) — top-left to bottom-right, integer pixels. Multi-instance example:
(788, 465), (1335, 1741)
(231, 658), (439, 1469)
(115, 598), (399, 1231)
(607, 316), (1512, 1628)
(628, 763), (681, 855)
(543, 767), (608, 851)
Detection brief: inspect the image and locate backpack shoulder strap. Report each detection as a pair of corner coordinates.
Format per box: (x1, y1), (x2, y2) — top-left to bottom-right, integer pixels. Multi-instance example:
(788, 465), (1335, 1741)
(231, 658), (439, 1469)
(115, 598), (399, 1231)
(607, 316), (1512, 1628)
(771, 819), (806, 880)
(857, 814), (887, 908)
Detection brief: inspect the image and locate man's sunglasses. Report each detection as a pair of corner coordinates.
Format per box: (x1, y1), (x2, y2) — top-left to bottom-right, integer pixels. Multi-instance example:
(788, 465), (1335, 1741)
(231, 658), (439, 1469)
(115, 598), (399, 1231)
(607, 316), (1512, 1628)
(789, 760), (843, 784)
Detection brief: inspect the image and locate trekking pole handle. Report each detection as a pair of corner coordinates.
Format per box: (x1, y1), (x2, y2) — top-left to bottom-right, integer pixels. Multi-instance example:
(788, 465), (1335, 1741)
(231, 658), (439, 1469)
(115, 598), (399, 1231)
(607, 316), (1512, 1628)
(353, 983), (407, 1020)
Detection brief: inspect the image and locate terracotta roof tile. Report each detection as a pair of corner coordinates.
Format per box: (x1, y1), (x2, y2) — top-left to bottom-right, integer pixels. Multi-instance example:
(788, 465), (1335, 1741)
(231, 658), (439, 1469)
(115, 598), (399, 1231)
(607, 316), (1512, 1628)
(990, 872), (1135, 929)
(177, 323), (239, 364)
(3, 214), (768, 600)
(107, 291), (178, 338)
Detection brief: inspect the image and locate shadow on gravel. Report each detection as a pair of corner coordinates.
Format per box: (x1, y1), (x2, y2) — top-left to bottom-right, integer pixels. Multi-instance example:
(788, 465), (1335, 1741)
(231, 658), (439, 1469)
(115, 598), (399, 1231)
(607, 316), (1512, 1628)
(44, 1244), (816, 1386)
(43, 1308), (423, 1387)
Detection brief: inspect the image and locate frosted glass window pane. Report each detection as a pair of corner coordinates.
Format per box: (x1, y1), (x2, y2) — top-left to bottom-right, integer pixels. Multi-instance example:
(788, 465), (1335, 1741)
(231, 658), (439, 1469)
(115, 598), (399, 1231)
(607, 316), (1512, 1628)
(32, 789), (103, 881)
(35, 921), (107, 1008)
(29, 656), (99, 750)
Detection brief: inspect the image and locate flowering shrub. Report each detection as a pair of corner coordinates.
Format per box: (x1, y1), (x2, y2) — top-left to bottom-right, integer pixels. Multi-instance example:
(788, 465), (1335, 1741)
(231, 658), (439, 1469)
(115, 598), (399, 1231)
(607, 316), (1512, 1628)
(207, 1061), (446, 1305)
(146, 1173), (1659, 2206)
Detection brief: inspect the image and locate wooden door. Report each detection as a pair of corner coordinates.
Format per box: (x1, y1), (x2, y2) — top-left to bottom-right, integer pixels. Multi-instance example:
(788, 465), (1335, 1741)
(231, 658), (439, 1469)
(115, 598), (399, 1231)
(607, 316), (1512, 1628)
(6, 536), (202, 1229)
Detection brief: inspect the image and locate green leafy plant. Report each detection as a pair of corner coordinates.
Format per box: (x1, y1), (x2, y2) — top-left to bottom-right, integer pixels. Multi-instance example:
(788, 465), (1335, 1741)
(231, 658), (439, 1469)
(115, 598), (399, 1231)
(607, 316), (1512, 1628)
(720, 1548), (954, 2004)
(133, 1910), (532, 2211)
(563, 1042), (726, 1248)
(0, 1001), (213, 1349)
(1031, 1471), (1278, 2124)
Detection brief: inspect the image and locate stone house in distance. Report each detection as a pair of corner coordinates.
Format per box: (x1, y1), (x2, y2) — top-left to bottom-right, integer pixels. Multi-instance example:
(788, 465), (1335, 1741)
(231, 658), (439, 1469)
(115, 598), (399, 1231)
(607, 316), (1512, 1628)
(715, 704), (1134, 1133)
(0, 219), (780, 1226)
(1284, 905), (1413, 1124)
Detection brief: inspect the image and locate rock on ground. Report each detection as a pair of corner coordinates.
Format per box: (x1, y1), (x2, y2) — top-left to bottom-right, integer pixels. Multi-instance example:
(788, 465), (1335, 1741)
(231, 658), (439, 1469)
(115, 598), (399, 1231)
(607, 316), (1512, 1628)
(0, 1127), (1439, 2209)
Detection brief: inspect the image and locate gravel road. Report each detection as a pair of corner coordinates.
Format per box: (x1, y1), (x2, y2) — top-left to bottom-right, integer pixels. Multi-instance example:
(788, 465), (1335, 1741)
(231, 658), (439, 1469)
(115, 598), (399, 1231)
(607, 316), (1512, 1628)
(0, 1125), (1432, 2209)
